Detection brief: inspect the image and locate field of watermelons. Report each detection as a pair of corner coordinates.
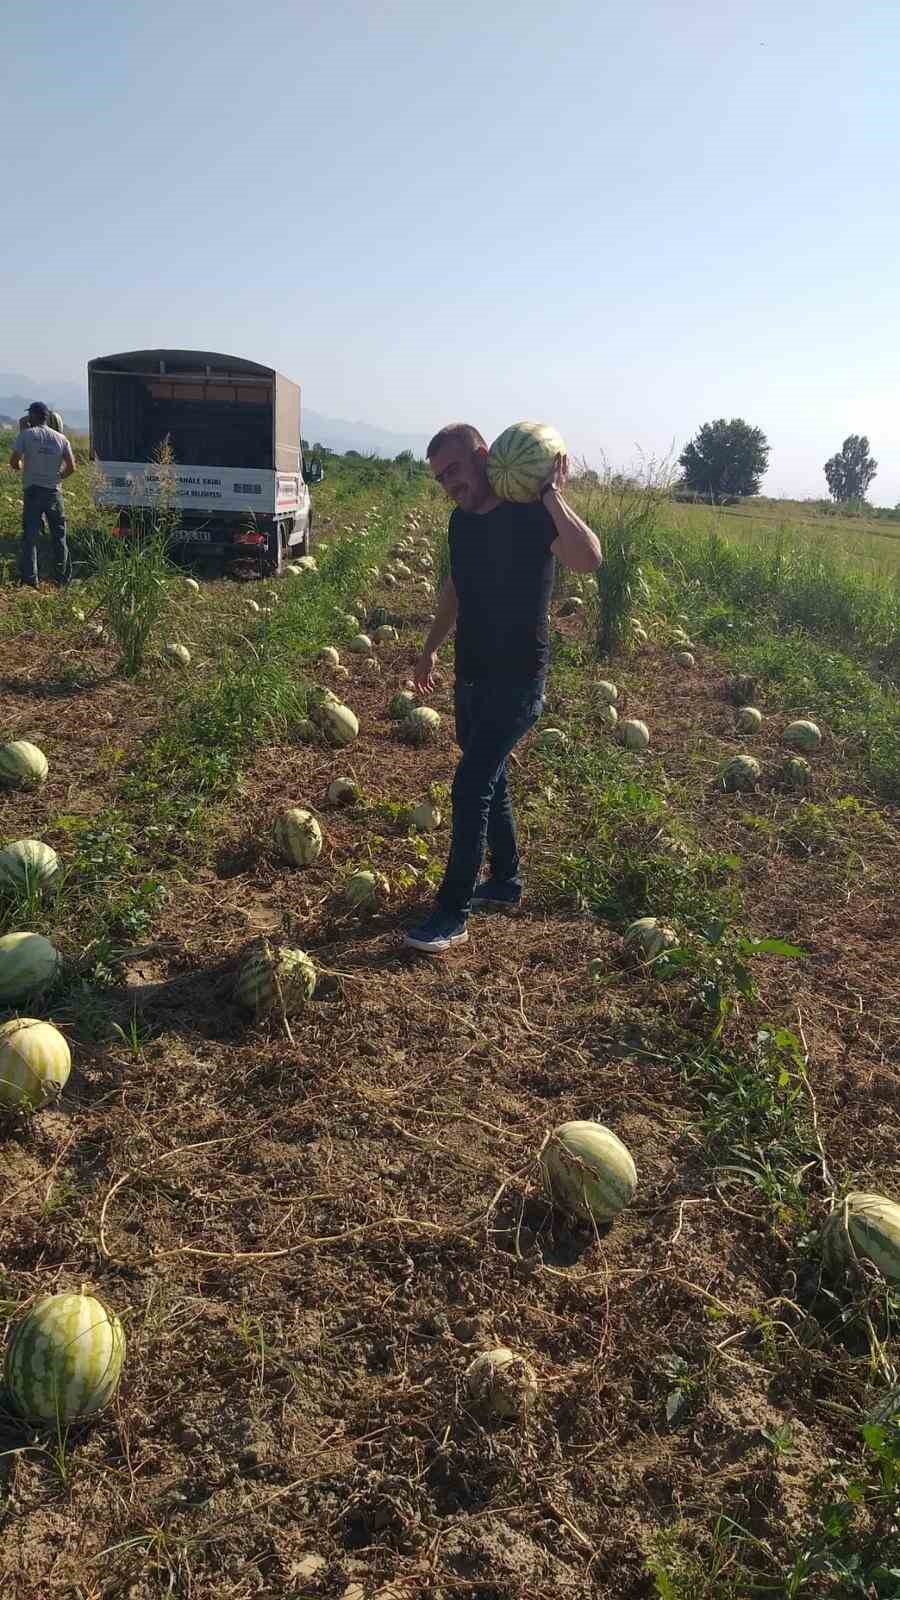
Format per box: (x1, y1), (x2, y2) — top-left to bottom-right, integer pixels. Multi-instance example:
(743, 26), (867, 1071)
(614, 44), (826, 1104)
(1, 431), (899, 1600)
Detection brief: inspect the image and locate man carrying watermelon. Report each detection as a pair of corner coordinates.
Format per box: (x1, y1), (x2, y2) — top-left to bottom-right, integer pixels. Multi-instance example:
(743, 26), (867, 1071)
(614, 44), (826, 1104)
(405, 421), (602, 953)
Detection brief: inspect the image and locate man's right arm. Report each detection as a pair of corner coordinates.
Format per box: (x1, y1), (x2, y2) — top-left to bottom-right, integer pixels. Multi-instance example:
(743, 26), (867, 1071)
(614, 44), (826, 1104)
(413, 577), (457, 694)
(59, 441), (76, 480)
(9, 431), (24, 471)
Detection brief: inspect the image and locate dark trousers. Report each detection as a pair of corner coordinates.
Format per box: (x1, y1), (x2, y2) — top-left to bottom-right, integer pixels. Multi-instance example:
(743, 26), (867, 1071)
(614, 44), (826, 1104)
(436, 674), (545, 919)
(21, 485), (71, 585)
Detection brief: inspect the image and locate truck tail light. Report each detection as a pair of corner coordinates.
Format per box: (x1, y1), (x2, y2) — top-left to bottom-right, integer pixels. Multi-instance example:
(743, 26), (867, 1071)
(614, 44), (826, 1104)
(233, 530), (267, 547)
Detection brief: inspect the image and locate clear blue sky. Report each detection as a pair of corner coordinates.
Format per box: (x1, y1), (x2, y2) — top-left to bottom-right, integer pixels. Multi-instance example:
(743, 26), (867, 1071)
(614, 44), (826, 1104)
(4, 0), (899, 500)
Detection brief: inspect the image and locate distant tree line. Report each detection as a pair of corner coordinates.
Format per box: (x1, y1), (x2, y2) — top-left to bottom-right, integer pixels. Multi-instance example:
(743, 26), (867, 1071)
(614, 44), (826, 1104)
(678, 419), (881, 508)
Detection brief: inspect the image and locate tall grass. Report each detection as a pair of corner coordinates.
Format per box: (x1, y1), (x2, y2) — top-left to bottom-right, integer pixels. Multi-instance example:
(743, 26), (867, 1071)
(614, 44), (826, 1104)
(651, 518), (900, 676)
(574, 458), (674, 658)
(81, 445), (179, 676)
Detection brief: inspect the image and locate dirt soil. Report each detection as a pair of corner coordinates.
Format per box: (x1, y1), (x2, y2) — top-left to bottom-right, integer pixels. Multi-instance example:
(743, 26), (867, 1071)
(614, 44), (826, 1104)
(1, 569), (899, 1600)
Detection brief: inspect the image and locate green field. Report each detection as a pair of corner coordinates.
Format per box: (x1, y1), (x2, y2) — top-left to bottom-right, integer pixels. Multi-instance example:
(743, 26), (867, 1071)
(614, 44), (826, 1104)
(1, 448), (898, 1600)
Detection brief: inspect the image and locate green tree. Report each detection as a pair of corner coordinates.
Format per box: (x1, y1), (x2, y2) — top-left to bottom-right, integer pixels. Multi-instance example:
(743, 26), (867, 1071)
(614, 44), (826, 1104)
(824, 434), (878, 503)
(679, 418), (769, 501)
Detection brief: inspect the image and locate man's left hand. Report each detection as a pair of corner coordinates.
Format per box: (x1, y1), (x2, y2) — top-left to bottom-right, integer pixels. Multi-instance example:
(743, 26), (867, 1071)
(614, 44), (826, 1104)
(540, 452), (568, 499)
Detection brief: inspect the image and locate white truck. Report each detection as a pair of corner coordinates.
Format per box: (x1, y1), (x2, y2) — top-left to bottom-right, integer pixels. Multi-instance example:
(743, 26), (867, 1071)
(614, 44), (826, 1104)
(88, 348), (313, 574)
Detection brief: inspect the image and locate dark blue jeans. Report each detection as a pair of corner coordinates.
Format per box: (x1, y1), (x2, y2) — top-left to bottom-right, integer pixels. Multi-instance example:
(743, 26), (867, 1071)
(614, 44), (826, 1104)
(21, 485), (71, 585)
(436, 674), (545, 919)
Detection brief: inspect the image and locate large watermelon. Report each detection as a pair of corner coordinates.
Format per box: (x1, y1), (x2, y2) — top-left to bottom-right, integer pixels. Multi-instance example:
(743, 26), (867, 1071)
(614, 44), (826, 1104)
(486, 422), (567, 503)
(0, 839), (61, 891)
(5, 1291), (125, 1422)
(0, 932), (60, 1003)
(540, 1120), (637, 1224)
(822, 1192), (900, 1285)
(235, 943), (317, 1019)
(0, 741), (49, 789)
(0, 1017), (71, 1112)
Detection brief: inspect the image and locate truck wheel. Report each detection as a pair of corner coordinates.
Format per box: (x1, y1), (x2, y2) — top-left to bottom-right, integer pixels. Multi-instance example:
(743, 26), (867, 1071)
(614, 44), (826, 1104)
(264, 523), (284, 577)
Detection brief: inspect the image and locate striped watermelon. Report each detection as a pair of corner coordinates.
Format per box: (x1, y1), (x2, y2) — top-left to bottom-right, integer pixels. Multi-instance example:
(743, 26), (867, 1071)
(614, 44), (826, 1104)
(540, 1120), (637, 1223)
(486, 422), (566, 503)
(388, 691), (416, 721)
(402, 707), (441, 745)
(783, 719), (821, 753)
(0, 932), (60, 1003)
(783, 755), (813, 789)
(736, 706), (763, 733)
(234, 943), (317, 1018)
(0, 740), (48, 789)
(273, 808), (323, 866)
(822, 1192), (900, 1285)
(0, 838), (61, 891)
(318, 646), (340, 667)
(0, 1017), (71, 1112)
(722, 754), (761, 792)
(5, 1291), (125, 1422)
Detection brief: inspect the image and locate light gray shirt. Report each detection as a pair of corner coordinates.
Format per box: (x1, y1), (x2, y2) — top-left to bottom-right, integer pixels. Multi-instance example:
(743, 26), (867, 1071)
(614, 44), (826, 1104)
(13, 425), (72, 490)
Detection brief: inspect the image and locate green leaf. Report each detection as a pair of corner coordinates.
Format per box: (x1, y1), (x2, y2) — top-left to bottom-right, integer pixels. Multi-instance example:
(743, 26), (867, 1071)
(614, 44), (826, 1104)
(743, 937), (807, 958)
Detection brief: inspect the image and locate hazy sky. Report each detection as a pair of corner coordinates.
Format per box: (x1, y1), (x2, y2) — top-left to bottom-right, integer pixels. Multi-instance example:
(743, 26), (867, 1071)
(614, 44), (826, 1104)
(4, 0), (899, 500)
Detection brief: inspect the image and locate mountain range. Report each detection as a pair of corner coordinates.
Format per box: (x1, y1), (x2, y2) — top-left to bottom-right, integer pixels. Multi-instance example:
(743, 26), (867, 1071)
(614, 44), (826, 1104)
(0, 372), (429, 459)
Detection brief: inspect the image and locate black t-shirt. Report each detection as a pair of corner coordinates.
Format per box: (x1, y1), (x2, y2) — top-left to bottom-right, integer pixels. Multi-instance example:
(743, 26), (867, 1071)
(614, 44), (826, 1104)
(449, 501), (556, 684)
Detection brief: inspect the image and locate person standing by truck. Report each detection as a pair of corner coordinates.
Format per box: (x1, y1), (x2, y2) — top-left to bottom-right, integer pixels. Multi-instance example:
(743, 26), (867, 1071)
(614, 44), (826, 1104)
(9, 402), (76, 588)
(404, 422), (602, 954)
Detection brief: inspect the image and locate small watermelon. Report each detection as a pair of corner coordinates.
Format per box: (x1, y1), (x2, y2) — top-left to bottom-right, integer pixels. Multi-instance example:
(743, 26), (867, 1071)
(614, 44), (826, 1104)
(736, 706), (763, 733)
(465, 1348), (538, 1419)
(0, 740), (48, 789)
(540, 1121), (637, 1224)
(0, 932), (60, 1003)
(235, 943), (317, 1018)
(411, 800), (441, 831)
(822, 1192), (900, 1285)
(0, 839), (61, 891)
(344, 870), (390, 911)
(722, 754), (761, 793)
(783, 719), (821, 753)
(164, 643), (190, 668)
(0, 1017), (71, 1112)
(320, 702), (359, 747)
(486, 421), (566, 503)
(326, 777), (360, 806)
(624, 916), (676, 963)
(621, 719), (650, 752)
(596, 681), (618, 705)
(782, 755), (813, 789)
(533, 727), (568, 754)
(402, 707), (441, 745)
(388, 690), (416, 720)
(4, 1290), (125, 1422)
(273, 808), (323, 867)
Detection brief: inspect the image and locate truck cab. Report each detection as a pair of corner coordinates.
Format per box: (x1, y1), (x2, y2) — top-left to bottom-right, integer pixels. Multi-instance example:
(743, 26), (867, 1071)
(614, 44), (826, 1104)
(88, 349), (312, 574)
